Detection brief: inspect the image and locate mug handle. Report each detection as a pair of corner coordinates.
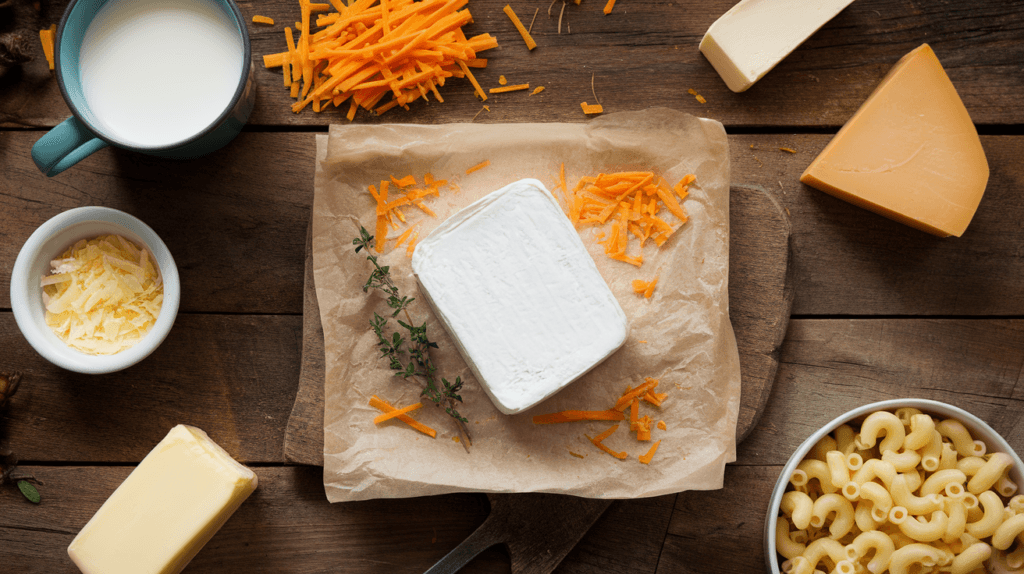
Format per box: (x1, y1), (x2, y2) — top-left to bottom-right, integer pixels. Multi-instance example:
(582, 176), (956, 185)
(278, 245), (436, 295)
(31, 116), (110, 177)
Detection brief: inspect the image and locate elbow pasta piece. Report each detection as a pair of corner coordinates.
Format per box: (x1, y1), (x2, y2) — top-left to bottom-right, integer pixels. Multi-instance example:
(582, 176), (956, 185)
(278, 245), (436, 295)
(856, 411), (906, 453)
(956, 456), (986, 477)
(845, 531), (894, 574)
(996, 474), (1019, 498)
(950, 542), (991, 574)
(888, 543), (946, 574)
(808, 434), (838, 462)
(799, 538), (847, 573)
(841, 481), (860, 502)
(902, 469), (923, 492)
(891, 474), (943, 514)
(965, 490), (1005, 539)
(795, 459), (838, 494)
(991, 513), (1024, 550)
(921, 469), (968, 497)
(968, 452), (1014, 494)
(903, 413), (935, 451)
(851, 459), (896, 488)
(810, 493), (856, 539)
(782, 490), (815, 530)
(1008, 545), (1024, 569)
(859, 481), (893, 513)
(882, 449), (922, 473)
(937, 419), (984, 458)
(939, 442), (959, 470)
(918, 430), (943, 472)
(826, 451), (851, 489)
(943, 498), (967, 544)
(898, 510), (949, 542)
(844, 453), (863, 471)
(1010, 495), (1024, 514)
(854, 500), (884, 532)
(835, 424), (857, 456)
(894, 407), (923, 427)
(775, 517), (807, 560)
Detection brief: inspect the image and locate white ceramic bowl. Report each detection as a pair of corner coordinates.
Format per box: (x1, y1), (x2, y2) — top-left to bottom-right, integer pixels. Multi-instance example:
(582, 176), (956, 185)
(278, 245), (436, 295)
(10, 206), (180, 374)
(764, 399), (1024, 573)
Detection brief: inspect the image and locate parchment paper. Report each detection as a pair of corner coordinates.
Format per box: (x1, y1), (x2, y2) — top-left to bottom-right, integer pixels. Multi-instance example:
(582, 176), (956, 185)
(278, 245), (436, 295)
(313, 108), (740, 502)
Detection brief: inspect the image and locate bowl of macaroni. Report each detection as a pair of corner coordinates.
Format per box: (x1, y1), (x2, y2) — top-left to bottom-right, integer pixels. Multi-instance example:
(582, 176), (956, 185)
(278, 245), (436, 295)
(765, 399), (1024, 574)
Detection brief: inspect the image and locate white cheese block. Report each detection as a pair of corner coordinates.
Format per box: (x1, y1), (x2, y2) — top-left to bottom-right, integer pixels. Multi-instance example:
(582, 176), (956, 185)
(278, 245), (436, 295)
(699, 0), (857, 92)
(67, 425), (258, 574)
(411, 179), (628, 415)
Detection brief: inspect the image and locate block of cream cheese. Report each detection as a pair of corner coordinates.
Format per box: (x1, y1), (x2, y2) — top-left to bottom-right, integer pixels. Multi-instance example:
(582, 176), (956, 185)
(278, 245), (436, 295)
(411, 179), (628, 415)
(700, 0), (857, 92)
(800, 44), (989, 237)
(68, 425), (258, 574)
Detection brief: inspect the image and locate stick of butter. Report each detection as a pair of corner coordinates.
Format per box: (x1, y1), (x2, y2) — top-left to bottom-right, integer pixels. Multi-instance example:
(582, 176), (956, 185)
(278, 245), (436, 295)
(700, 0), (857, 92)
(412, 179), (628, 415)
(68, 425), (258, 574)
(800, 44), (989, 237)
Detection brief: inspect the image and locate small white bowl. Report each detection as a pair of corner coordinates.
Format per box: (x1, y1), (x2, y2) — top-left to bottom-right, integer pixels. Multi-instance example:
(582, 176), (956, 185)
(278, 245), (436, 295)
(10, 206), (180, 374)
(764, 399), (1024, 573)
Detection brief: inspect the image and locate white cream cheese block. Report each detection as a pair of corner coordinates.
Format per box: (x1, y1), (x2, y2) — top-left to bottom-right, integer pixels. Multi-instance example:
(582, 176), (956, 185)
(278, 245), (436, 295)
(699, 0), (857, 92)
(67, 425), (258, 574)
(411, 179), (628, 415)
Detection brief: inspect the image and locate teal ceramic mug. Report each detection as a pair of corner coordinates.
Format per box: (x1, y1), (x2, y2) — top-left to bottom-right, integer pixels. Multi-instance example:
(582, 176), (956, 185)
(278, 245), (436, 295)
(32, 0), (255, 177)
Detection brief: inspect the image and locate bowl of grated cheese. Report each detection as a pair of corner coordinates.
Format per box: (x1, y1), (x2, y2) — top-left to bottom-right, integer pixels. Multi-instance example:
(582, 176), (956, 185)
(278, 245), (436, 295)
(11, 206), (180, 374)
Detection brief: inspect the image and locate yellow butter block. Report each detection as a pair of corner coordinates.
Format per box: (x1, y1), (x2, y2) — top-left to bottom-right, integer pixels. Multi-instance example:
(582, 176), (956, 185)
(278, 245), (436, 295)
(68, 425), (258, 574)
(800, 44), (989, 237)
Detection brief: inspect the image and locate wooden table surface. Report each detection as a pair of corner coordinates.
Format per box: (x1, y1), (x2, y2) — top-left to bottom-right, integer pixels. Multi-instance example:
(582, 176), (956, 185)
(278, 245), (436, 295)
(3, 1), (1024, 573)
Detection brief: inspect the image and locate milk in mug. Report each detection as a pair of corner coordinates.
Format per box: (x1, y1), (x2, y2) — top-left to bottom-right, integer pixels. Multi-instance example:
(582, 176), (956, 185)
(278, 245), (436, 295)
(79, 0), (244, 148)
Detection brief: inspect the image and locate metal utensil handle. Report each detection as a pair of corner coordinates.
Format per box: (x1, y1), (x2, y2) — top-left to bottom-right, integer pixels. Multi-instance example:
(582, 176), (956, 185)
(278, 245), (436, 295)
(422, 520), (503, 574)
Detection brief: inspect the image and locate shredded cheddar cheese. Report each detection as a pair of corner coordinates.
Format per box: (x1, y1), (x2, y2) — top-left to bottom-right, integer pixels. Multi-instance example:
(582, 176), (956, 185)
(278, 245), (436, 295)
(39, 25), (56, 71)
(603, 0), (616, 14)
(531, 86), (545, 95)
(369, 395), (436, 437)
(631, 277), (658, 298)
(368, 173), (451, 253)
(252, 15), (275, 25)
(489, 83), (529, 94)
(564, 171), (694, 268)
(503, 4), (537, 50)
(580, 102), (604, 115)
(263, 0), (499, 117)
(533, 377), (668, 462)
(465, 160), (490, 175)
(42, 235), (163, 355)
(499, 75), (508, 85)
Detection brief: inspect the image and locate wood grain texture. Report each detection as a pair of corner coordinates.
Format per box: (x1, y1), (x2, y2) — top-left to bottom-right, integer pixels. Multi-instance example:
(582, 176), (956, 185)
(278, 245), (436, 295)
(6, 133), (1024, 317)
(736, 318), (1024, 467)
(0, 313), (302, 463)
(3, 1), (1023, 129)
(0, 465), (511, 574)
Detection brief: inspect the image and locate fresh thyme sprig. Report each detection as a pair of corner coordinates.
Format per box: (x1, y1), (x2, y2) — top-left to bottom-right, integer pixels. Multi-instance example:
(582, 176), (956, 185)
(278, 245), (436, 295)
(353, 227), (472, 447)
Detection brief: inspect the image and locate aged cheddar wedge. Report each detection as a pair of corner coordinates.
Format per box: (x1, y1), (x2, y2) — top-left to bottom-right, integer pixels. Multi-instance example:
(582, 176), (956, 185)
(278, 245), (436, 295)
(412, 179), (628, 415)
(699, 0), (856, 92)
(68, 425), (258, 574)
(801, 44), (989, 237)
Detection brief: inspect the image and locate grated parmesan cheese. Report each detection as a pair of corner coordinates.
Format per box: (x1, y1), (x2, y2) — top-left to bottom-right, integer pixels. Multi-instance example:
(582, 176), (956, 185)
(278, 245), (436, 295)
(41, 235), (163, 355)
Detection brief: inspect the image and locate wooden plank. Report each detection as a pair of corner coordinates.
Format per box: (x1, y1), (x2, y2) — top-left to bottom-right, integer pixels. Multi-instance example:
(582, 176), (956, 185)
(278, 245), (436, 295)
(0, 313), (301, 464)
(737, 318), (1024, 467)
(0, 131), (314, 315)
(658, 465), (781, 574)
(5, 132), (1024, 316)
(4, 1), (1023, 128)
(0, 465), (512, 574)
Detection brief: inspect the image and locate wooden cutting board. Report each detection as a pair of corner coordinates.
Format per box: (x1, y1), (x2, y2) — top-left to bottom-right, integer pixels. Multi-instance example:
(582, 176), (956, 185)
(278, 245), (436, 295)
(283, 183), (793, 574)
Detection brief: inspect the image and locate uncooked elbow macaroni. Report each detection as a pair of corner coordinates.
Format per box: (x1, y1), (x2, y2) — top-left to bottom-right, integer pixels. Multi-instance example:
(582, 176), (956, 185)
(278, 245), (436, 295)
(776, 408), (1023, 574)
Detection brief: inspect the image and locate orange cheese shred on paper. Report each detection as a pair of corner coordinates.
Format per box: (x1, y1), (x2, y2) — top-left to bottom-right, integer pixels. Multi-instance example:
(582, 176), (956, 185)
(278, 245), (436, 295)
(533, 377), (668, 463)
(564, 171), (694, 270)
(367, 172), (452, 254)
(369, 395), (436, 437)
(465, 160), (490, 175)
(262, 0), (500, 117)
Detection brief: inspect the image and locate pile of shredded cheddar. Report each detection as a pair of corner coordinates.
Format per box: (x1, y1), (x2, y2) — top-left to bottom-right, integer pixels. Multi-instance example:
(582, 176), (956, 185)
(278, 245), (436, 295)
(559, 170), (696, 267)
(42, 235), (163, 355)
(369, 172), (455, 254)
(533, 377), (668, 464)
(262, 0), (498, 118)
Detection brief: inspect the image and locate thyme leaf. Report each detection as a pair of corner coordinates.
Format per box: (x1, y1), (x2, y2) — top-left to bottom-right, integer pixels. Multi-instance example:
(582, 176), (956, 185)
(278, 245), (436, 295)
(354, 227), (472, 448)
